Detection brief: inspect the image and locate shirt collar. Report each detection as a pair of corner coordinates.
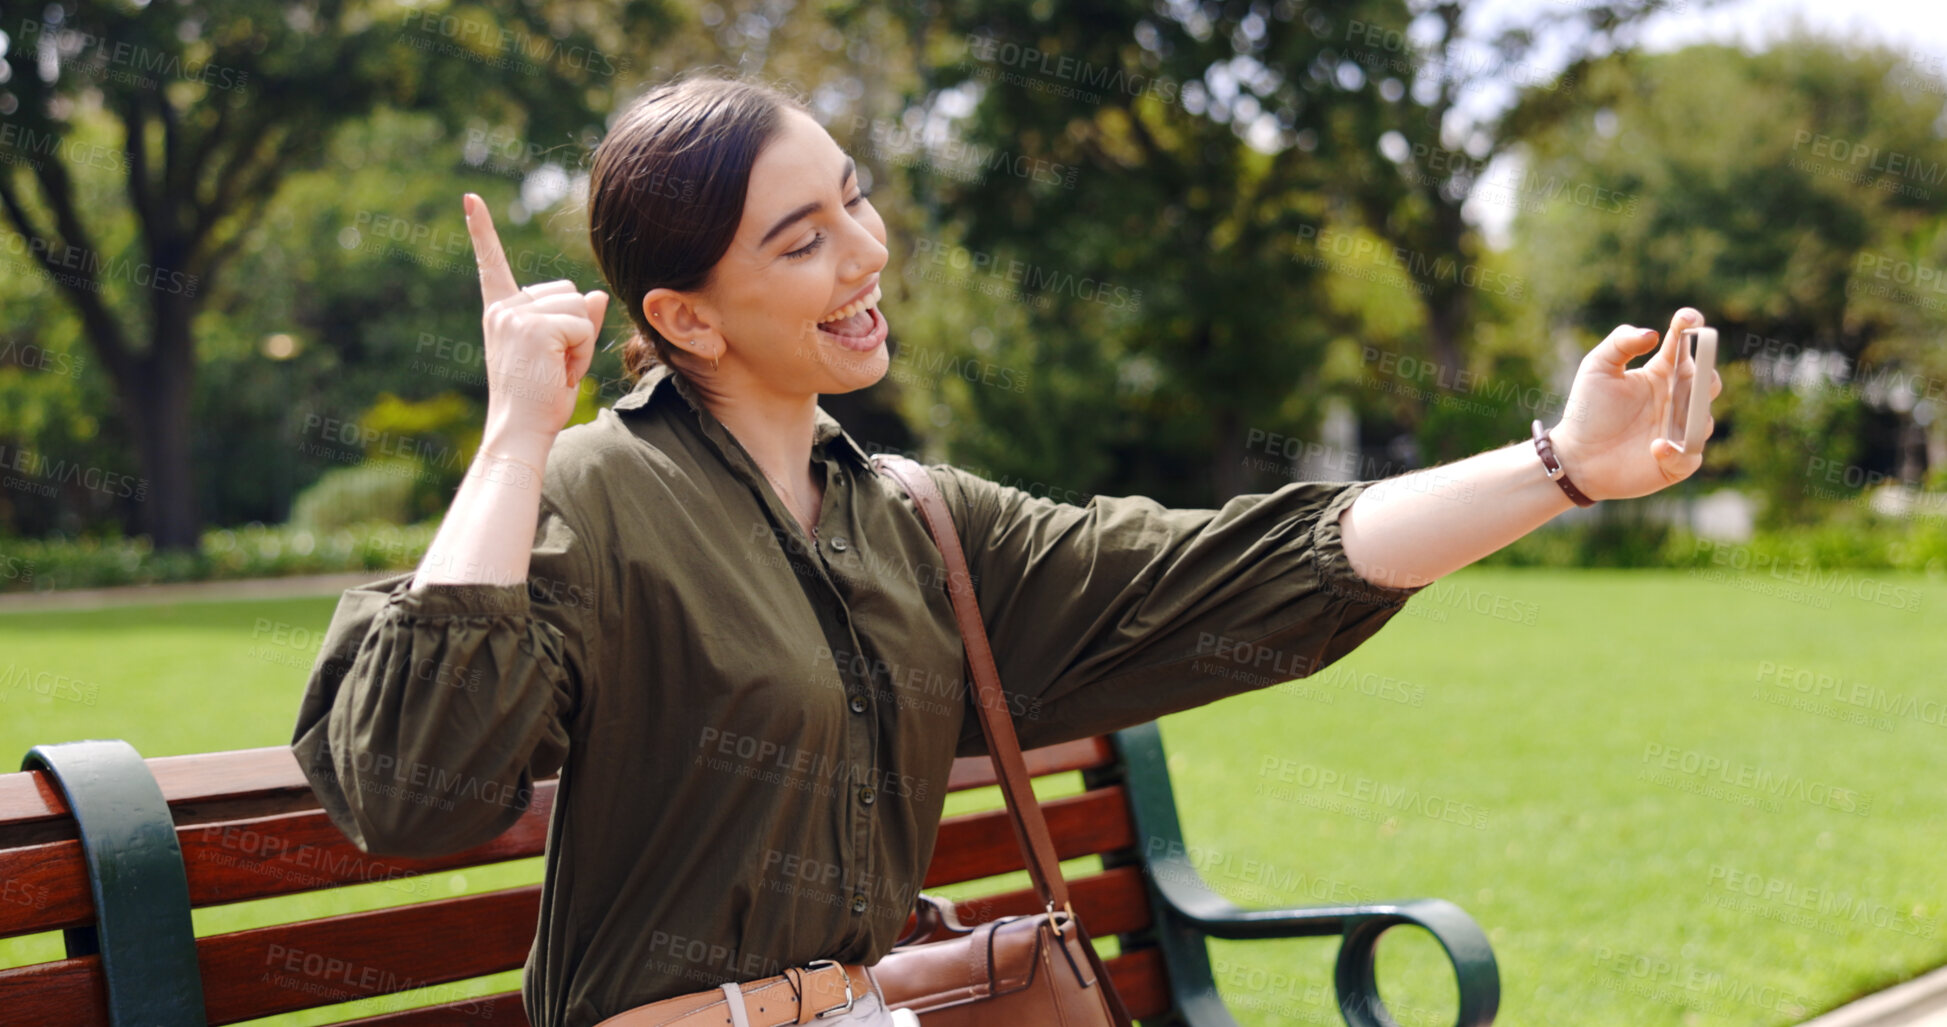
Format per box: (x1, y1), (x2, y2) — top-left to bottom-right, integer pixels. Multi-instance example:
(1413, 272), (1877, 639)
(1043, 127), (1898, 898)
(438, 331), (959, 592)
(612, 362), (874, 472)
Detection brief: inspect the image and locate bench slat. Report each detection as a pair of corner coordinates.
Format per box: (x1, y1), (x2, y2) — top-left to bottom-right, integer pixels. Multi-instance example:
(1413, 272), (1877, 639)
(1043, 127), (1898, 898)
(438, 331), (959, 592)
(0, 951), (110, 1026)
(944, 736), (1113, 791)
(0, 783), (558, 939)
(197, 884), (541, 1025)
(1104, 945), (1171, 1021)
(331, 988), (529, 1025)
(178, 790), (553, 906)
(0, 836), (92, 940)
(924, 786), (1135, 886)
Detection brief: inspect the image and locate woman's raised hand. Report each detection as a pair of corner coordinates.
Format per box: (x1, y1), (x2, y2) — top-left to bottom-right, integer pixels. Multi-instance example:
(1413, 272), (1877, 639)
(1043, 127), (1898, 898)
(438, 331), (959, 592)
(1548, 306), (1726, 502)
(463, 192), (607, 445)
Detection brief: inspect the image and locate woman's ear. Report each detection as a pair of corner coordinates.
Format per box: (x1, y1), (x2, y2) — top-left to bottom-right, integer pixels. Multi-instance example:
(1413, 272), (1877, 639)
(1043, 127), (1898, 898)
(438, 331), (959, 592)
(643, 287), (723, 362)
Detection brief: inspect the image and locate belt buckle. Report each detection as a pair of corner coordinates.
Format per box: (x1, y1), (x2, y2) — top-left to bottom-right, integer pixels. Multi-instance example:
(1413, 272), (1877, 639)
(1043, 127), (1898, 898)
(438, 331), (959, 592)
(805, 959), (856, 1019)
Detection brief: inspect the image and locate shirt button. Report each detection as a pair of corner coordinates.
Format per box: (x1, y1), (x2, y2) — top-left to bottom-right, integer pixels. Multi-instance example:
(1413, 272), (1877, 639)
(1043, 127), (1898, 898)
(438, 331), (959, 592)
(829, 536), (849, 552)
(849, 695), (868, 714)
(858, 785), (875, 805)
(851, 894), (868, 914)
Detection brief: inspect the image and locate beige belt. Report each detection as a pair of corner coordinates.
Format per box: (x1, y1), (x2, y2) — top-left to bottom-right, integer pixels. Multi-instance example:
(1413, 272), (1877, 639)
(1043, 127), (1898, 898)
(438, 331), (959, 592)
(593, 960), (875, 1027)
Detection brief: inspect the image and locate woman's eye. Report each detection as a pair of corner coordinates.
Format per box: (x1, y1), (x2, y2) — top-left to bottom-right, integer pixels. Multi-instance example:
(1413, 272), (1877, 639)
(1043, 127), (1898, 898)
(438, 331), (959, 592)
(784, 192), (871, 260)
(785, 234), (823, 260)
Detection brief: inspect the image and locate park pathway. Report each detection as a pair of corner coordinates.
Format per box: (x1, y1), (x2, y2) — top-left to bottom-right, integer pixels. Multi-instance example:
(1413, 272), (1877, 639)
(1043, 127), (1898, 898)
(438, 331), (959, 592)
(0, 571), (388, 612)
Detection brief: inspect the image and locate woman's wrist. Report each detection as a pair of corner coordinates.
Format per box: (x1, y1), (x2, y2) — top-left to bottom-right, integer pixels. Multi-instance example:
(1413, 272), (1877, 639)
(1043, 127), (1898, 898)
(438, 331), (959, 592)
(1532, 420), (1597, 509)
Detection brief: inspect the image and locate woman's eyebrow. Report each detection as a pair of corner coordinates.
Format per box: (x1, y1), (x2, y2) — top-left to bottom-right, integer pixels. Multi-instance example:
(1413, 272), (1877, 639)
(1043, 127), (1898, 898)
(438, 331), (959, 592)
(759, 155), (857, 248)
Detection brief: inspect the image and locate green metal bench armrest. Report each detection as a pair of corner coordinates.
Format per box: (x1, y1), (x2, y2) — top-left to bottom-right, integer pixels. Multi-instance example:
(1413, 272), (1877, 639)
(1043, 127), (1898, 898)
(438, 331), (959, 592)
(21, 739), (208, 1027)
(1147, 854), (1498, 1026)
(1108, 721), (1498, 1027)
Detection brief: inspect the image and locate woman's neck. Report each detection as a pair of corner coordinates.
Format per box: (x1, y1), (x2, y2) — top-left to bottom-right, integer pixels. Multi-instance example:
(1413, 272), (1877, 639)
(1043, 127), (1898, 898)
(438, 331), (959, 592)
(698, 373), (823, 527)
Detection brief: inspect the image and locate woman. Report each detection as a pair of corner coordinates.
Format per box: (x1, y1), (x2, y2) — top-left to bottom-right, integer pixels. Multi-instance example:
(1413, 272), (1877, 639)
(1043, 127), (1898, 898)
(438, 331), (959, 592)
(291, 71), (1720, 1027)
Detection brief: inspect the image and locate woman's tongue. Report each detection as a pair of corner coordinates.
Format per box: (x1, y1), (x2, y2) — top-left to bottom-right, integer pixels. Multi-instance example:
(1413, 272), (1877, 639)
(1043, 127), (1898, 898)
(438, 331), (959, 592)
(821, 307), (873, 337)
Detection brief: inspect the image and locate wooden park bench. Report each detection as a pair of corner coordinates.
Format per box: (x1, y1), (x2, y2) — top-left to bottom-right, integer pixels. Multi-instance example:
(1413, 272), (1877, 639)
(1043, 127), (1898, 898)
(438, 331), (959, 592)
(0, 727), (1499, 1025)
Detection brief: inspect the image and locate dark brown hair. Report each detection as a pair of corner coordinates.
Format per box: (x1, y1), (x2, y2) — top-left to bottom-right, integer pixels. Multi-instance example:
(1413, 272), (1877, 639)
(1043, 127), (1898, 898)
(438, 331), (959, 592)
(587, 70), (812, 387)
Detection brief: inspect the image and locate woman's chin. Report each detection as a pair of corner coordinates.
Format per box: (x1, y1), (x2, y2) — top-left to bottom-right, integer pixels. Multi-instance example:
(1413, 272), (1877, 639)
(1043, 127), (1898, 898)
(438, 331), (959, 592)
(816, 341), (890, 391)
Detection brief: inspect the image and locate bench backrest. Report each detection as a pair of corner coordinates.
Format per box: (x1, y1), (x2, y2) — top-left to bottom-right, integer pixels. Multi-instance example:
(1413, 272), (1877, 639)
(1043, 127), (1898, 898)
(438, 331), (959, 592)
(0, 735), (1169, 1024)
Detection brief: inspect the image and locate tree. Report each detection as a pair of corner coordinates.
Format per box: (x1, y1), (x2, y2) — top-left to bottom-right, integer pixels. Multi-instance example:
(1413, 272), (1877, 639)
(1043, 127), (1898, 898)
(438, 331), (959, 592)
(0, 0), (673, 549)
(1500, 35), (1947, 525)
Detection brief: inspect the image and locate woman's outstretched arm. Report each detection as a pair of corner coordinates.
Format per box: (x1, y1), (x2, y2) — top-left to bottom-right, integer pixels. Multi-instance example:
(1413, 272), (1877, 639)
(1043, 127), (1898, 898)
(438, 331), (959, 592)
(1340, 307), (1723, 591)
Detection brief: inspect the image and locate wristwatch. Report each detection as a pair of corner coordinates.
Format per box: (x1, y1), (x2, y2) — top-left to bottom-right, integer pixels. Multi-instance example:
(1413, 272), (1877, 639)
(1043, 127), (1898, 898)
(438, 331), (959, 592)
(1532, 419), (1596, 507)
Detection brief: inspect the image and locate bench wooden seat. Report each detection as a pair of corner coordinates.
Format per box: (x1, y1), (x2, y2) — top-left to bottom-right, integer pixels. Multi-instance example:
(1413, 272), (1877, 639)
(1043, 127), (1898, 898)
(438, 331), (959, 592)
(0, 727), (1498, 1025)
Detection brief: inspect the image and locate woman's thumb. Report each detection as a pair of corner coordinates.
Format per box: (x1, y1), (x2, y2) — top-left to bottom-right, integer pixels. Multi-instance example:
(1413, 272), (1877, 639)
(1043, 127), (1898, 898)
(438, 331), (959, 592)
(584, 290), (608, 335)
(1652, 436), (1700, 480)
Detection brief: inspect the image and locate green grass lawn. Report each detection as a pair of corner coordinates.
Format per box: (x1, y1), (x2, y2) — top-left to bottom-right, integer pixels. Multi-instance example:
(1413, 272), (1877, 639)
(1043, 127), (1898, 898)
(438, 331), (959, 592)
(3, 566), (1942, 1025)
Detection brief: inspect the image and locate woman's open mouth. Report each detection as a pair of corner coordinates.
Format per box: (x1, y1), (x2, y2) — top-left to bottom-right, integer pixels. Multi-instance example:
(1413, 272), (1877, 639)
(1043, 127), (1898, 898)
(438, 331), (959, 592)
(815, 284), (887, 352)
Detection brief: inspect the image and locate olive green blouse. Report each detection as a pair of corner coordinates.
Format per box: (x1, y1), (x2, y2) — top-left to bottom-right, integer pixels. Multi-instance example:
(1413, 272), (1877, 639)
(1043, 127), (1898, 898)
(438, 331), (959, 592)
(289, 362), (1426, 1027)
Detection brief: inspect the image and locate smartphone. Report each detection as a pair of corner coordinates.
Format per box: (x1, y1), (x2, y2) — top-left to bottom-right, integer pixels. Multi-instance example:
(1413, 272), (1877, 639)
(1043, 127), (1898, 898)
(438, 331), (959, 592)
(1667, 326), (1718, 453)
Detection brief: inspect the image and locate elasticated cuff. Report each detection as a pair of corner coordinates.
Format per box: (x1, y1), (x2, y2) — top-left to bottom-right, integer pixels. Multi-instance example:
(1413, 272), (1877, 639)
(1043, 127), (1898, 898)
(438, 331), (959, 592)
(1310, 481), (1429, 608)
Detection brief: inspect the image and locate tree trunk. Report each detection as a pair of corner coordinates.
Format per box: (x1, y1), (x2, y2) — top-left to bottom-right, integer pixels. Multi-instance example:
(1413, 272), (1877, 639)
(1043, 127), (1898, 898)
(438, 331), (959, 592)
(132, 290), (201, 553)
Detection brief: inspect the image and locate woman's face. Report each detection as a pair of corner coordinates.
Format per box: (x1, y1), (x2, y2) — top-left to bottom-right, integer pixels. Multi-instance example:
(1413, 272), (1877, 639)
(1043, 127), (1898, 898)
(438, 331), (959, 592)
(644, 108), (891, 400)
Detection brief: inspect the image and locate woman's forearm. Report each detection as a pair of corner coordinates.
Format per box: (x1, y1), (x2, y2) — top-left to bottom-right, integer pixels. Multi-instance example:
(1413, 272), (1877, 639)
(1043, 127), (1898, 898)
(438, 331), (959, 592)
(409, 429), (555, 591)
(1338, 438), (1578, 591)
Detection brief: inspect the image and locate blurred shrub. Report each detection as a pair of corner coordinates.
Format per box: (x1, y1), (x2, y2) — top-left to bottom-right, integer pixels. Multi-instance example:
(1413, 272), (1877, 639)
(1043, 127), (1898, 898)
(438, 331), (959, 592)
(0, 519), (436, 593)
(1481, 499), (1947, 575)
(289, 458), (428, 532)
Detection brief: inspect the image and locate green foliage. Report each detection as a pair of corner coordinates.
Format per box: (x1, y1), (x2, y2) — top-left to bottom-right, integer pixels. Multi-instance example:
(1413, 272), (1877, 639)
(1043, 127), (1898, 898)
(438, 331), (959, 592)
(1713, 363), (1868, 529)
(1503, 35), (1947, 515)
(0, 519), (435, 593)
(288, 460), (429, 534)
(1480, 502), (1947, 575)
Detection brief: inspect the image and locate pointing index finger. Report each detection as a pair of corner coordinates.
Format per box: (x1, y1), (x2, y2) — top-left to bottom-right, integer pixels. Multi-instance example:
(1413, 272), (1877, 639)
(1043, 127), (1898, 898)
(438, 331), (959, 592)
(464, 193), (520, 307)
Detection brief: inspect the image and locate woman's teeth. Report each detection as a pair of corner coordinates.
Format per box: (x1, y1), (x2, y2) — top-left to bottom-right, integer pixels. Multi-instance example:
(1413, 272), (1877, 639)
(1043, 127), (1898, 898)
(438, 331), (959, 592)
(818, 284), (882, 325)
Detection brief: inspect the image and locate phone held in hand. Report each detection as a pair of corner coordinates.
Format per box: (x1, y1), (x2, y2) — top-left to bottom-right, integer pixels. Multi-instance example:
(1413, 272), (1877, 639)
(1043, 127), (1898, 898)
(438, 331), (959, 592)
(1667, 326), (1718, 453)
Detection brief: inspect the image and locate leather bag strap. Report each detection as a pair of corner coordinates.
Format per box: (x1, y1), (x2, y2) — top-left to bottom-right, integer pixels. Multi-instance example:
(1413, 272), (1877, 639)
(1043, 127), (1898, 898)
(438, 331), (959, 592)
(872, 454), (1067, 909)
(872, 455), (1134, 1027)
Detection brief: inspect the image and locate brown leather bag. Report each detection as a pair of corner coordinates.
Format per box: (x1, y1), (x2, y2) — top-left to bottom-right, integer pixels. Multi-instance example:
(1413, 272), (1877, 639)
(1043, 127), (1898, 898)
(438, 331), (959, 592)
(870, 454), (1135, 1027)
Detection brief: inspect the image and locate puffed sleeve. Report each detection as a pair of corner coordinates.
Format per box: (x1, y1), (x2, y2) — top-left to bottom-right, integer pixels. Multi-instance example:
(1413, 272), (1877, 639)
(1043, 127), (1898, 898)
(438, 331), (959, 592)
(289, 493), (600, 859)
(924, 466), (1426, 758)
